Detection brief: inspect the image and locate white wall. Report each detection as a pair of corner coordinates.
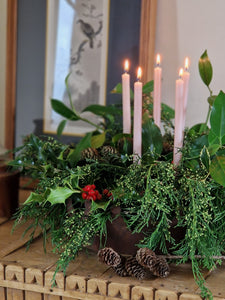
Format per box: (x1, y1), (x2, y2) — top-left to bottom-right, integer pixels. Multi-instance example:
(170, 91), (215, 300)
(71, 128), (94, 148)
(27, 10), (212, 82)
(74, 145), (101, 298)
(0, 0), (7, 149)
(155, 0), (225, 128)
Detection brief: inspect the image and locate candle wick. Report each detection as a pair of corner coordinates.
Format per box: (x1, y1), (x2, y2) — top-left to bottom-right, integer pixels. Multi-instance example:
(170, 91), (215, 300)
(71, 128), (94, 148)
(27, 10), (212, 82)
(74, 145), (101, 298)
(156, 63), (160, 67)
(185, 67), (189, 72)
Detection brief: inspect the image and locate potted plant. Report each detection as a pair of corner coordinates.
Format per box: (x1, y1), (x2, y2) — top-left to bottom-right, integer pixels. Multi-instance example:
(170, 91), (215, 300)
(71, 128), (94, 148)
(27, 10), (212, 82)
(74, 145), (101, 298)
(10, 51), (225, 299)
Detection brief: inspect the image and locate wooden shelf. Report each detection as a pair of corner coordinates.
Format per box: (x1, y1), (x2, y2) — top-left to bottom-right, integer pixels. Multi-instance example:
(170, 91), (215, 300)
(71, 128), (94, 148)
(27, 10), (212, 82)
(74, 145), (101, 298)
(0, 220), (224, 299)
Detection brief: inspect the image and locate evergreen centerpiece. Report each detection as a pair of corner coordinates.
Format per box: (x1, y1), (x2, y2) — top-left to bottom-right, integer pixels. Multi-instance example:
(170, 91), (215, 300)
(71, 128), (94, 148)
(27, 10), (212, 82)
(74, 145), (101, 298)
(10, 51), (225, 299)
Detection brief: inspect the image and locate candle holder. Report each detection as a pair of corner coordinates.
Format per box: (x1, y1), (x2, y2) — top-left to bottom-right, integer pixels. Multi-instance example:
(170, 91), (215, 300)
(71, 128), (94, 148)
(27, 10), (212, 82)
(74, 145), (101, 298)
(9, 50), (225, 299)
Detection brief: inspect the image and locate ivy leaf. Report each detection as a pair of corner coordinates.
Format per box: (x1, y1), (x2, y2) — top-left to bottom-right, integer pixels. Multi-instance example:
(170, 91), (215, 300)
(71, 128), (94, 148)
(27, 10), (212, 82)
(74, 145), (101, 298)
(24, 192), (45, 204)
(209, 90), (225, 145)
(68, 132), (92, 165)
(46, 187), (78, 205)
(91, 132), (106, 148)
(51, 99), (80, 120)
(209, 155), (225, 187)
(142, 113), (163, 156)
(143, 80), (154, 94)
(198, 50), (213, 87)
(57, 120), (67, 137)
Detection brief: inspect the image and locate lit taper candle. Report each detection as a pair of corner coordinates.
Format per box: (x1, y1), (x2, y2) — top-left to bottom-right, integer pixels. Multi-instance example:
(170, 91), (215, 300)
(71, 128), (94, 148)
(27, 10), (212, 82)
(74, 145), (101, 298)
(173, 68), (184, 167)
(153, 54), (162, 128)
(133, 67), (143, 162)
(122, 59), (131, 134)
(182, 57), (190, 135)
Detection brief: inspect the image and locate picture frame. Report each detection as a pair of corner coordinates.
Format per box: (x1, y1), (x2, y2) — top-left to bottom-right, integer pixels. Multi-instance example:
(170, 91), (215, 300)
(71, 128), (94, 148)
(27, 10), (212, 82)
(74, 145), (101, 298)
(43, 0), (110, 136)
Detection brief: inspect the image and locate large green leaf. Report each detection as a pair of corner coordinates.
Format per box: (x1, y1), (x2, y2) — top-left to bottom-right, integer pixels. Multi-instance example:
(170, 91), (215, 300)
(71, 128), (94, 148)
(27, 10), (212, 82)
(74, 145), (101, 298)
(83, 104), (122, 116)
(198, 50), (213, 87)
(91, 132), (106, 148)
(46, 187), (78, 205)
(143, 80), (154, 94)
(68, 132), (92, 165)
(209, 90), (225, 145)
(209, 155), (225, 187)
(51, 99), (80, 120)
(142, 113), (163, 156)
(57, 120), (67, 137)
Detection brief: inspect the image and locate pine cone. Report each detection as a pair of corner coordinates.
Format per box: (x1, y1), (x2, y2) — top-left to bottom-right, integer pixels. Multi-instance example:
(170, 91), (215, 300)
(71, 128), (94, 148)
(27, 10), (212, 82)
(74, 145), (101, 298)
(113, 256), (129, 277)
(100, 145), (119, 157)
(97, 247), (121, 267)
(136, 248), (158, 271)
(151, 257), (170, 278)
(81, 147), (99, 160)
(125, 256), (150, 280)
(136, 248), (170, 278)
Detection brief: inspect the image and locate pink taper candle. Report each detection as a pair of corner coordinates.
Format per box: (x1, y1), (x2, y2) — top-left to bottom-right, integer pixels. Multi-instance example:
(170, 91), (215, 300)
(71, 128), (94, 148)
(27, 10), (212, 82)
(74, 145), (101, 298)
(133, 67), (143, 162)
(153, 54), (162, 128)
(122, 60), (131, 134)
(173, 68), (184, 167)
(182, 57), (190, 135)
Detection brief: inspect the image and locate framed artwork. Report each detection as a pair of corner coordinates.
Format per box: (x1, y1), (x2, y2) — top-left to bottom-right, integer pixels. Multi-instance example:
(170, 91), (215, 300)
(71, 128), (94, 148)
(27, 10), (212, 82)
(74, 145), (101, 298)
(43, 0), (110, 136)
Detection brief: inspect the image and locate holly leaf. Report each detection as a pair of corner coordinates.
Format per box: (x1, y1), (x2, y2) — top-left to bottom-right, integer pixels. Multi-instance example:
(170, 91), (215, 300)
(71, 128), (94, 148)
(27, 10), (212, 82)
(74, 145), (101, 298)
(91, 199), (111, 211)
(24, 192), (45, 204)
(46, 187), (78, 205)
(198, 50), (213, 87)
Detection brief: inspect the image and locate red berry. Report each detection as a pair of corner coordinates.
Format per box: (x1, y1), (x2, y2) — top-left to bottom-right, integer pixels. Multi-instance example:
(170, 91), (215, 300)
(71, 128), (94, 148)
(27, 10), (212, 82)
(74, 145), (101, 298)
(92, 194), (97, 201)
(107, 192), (112, 198)
(83, 185), (91, 192)
(103, 189), (109, 195)
(82, 192), (87, 199)
(97, 194), (102, 200)
(91, 184), (96, 190)
(87, 195), (92, 201)
(88, 190), (95, 196)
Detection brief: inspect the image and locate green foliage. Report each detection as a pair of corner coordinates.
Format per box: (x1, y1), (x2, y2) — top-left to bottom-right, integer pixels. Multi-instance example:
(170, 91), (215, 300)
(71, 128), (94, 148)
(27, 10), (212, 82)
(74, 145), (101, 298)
(199, 50), (213, 87)
(9, 50), (225, 298)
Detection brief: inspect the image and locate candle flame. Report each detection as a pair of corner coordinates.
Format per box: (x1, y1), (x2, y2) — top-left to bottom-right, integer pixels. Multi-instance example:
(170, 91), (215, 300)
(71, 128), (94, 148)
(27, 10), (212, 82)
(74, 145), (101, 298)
(179, 68), (184, 79)
(184, 57), (190, 70)
(124, 59), (129, 72)
(156, 54), (161, 65)
(137, 67), (142, 81)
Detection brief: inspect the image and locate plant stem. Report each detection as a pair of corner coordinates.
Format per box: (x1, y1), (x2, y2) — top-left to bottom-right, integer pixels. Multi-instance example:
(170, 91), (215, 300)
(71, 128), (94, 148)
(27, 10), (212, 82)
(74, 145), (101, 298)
(205, 104), (211, 127)
(204, 85), (213, 128)
(161, 254), (225, 260)
(79, 116), (103, 131)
